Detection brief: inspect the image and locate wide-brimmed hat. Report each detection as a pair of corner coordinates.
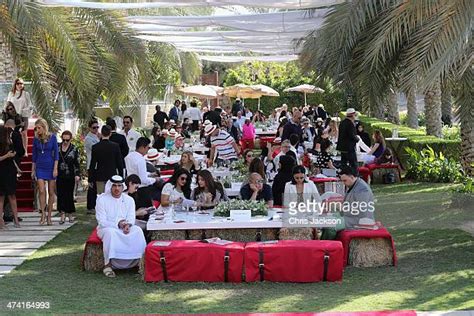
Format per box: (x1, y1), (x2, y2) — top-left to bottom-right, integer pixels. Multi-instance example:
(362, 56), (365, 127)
(273, 137), (282, 144)
(346, 108), (357, 116)
(169, 119), (176, 126)
(161, 129), (169, 136)
(204, 124), (217, 136)
(145, 148), (160, 161)
(168, 128), (178, 137)
(176, 134), (184, 140)
(301, 117), (310, 124)
(316, 117), (324, 122)
(203, 119), (212, 126)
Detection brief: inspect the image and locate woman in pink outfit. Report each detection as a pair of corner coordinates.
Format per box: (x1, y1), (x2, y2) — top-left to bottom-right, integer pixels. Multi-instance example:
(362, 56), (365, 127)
(241, 118), (255, 152)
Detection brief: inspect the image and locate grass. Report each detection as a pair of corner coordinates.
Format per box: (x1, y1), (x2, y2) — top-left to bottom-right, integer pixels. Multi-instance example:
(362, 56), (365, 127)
(0, 182), (473, 314)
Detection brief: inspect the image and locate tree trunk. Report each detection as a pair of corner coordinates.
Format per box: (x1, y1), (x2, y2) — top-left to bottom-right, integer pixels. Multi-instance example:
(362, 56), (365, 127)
(424, 80), (443, 138)
(370, 97), (384, 119)
(406, 86), (418, 129)
(386, 88), (400, 124)
(0, 33), (17, 82)
(441, 84), (452, 126)
(460, 108), (474, 176)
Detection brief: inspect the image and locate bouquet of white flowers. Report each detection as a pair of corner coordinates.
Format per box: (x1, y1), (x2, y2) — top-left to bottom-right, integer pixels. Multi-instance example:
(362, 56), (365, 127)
(214, 200), (268, 217)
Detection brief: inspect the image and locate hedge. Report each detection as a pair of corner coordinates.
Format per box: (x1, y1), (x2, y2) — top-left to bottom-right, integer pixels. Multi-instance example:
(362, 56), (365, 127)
(339, 113), (461, 167)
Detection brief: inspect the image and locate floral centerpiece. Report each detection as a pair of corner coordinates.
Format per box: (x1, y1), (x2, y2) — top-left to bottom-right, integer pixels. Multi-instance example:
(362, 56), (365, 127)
(214, 200), (268, 217)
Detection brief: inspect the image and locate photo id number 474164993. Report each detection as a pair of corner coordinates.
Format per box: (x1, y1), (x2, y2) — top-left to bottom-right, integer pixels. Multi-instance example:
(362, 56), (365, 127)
(6, 301), (50, 309)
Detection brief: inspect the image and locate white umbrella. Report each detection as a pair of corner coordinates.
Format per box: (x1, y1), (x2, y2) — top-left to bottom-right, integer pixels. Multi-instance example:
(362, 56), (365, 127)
(177, 85), (218, 98)
(205, 85), (224, 96)
(284, 84), (325, 105)
(249, 84), (279, 110)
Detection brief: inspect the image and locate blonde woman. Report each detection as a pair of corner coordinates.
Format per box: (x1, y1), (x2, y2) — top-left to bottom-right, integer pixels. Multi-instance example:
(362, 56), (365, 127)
(31, 119), (59, 225)
(7, 79), (33, 155)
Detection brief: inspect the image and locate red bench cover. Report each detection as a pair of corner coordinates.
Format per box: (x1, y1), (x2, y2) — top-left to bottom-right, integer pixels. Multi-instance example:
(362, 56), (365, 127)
(144, 240), (245, 283)
(336, 227), (397, 267)
(310, 177), (339, 183)
(358, 167), (371, 183)
(87, 227), (102, 244)
(366, 163), (399, 170)
(245, 240), (344, 282)
(160, 169), (175, 176)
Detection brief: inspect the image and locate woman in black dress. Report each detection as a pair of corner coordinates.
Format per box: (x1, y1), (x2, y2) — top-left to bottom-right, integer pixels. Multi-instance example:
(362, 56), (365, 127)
(57, 131), (80, 224)
(0, 126), (20, 228)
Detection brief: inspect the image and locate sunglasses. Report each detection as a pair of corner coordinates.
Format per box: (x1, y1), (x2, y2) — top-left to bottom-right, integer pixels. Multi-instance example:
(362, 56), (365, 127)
(179, 176), (189, 181)
(246, 154), (253, 158)
(123, 121), (131, 125)
(294, 176), (305, 180)
(16, 82), (24, 85)
(6, 108), (13, 111)
(255, 180), (264, 184)
(92, 126), (99, 129)
(62, 139), (71, 142)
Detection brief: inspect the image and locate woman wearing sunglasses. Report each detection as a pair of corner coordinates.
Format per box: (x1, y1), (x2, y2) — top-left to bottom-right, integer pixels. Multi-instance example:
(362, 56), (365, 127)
(2, 102), (23, 132)
(283, 165), (321, 209)
(57, 131), (80, 224)
(158, 168), (195, 214)
(7, 79), (34, 156)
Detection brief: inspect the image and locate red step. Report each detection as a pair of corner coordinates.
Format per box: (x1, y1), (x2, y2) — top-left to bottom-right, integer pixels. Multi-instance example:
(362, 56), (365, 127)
(20, 161), (32, 172)
(27, 129), (35, 137)
(16, 188), (34, 199)
(17, 197), (34, 209)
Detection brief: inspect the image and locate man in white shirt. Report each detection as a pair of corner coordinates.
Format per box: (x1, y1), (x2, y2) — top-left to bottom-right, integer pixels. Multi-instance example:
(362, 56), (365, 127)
(84, 119), (100, 214)
(182, 100), (202, 131)
(119, 115), (141, 151)
(124, 137), (157, 188)
(234, 111), (246, 132)
(96, 175), (146, 278)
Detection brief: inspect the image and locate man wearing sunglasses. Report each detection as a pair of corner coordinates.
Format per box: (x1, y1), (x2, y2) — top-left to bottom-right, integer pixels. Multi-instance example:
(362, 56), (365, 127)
(119, 116), (141, 152)
(84, 119), (100, 214)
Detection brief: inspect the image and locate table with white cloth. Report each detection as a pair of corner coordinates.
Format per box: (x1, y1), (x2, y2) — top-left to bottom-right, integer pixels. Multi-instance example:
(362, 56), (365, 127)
(147, 208), (318, 242)
(156, 153), (206, 166)
(255, 129), (278, 137)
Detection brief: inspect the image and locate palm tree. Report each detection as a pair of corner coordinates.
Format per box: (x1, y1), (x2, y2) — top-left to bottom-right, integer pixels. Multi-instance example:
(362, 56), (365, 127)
(424, 80), (442, 138)
(0, 1), (154, 127)
(386, 88), (399, 124)
(441, 81), (452, 126)
(300, 0), (472, 174)
(405, 86), (418, 129)
(0, 34), (17, 81)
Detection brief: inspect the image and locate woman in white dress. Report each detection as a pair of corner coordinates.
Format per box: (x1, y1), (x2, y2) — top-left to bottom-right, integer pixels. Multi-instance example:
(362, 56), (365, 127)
(7, 79), (33, 155)
(283, 165), (321, 209)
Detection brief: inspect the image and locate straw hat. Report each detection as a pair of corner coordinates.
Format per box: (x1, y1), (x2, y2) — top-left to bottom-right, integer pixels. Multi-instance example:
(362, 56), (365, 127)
(168, 128), (178, 137)
(204, 124), (217, 136)
(273, 137), (282, 144)
(145, 148), (160, 161)
(161, 129), (169, 136)
(346, 108), (357, 116)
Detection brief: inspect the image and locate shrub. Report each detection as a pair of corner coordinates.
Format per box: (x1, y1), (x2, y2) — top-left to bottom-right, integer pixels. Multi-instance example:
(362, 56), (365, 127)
(405, 146), (463, 183)
(72, 133), (88, 178)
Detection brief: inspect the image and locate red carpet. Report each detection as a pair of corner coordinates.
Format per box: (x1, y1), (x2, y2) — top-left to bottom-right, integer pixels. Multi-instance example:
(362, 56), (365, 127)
(17, 128), (35, 211)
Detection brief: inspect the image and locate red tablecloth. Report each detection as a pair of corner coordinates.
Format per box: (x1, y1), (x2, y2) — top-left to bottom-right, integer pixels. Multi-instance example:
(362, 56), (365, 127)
(310, 177), (339, 183)
(86, 227), (102, 244)
(336, 227), (397, 267)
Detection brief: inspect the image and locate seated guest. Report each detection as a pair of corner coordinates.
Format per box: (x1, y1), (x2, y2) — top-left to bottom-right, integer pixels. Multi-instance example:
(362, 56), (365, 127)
(362, 130), (385, 164)
(325, 119), (339, 146)
(158, 168), (194, 213)
(240, 173), (273, 207)
(249, 157), (266, 182)
(252, 110), (266, 123)
(276, 117), (288, 138)
(225, 117), (240, 143)
(261, 141), (278, 182)
(283, 165), (321, 208)
(124, 174), (153, 230)
(289, 133), (303, 160)
(243, 149), (254, 167)
(151, 126), (166, 150)
(272, 155), (297, 206)
(95, 175), (147, 278)
(125, 137), (161, 191)
(374, 148), (396, 165)
(177, 151), (200, 175)
(309, 131), (335, 173)
(145, 148), (160, 176)
(301, 117), (316, 146)
(191, 170), (228, 210)
(357, 123), (371, 148)
(271, 139), (292, 168)
(339, 166), (375, 229)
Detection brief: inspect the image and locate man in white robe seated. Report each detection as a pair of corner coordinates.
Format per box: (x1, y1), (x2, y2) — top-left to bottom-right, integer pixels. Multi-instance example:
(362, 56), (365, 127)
(96, 175), (147, 278)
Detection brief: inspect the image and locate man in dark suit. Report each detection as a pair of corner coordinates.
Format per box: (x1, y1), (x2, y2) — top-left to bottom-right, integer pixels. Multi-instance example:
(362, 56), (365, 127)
(168, 100), (181, 122)
(336, 108), (360, 175)
(153, 105), (168, 129)
(207, 105), (224, 126)
(106, 117), (129, 163)
(90, 125), (124, 194)
(281, 109), (302, 141)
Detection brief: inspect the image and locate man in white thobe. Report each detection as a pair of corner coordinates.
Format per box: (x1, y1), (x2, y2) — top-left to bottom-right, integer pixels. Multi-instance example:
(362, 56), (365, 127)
(95, 175), (147, 277)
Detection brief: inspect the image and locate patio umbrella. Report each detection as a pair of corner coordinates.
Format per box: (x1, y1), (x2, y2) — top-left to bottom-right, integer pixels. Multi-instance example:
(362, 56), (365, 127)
(284, 84), (325, 106)
(177, 85), (219, 107)
(205, 85), (224, 96)
(223, 84), (261, 98)
(249, 84), (279, 110)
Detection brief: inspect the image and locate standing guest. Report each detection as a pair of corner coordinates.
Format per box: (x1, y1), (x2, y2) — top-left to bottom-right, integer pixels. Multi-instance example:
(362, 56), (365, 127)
(356, 123), (371, 148)
(316, 104), (328, 121)
(158, 168), (195, 213)
(283, 165), (321, 208)
(201, 106), (210, 123)
(119, 116), (141, 152)
(362, 130), (386, 164)
(7, 79), (33, 155)
(178, 151), (200, 176)
(4, 119), (25, 166)
(95, 175), (146, 278)
(279, 104), (289, 121)
(31, 119), (58, 225)
(234, 110), (246, 132)
(182, 101), (202, 131)
(151, 126), (165, 150)
(107, 117), (129, 164)
(0, 126), (21, 228)
(339, 166), (375, 229)
(84, 119), (100, 214)
(225, 117), (240, 143)
(232, 98), (244, 116)
(57, 131), (80, 225)
(240, 173), (273, 207)
(281, 110), (302, 141)
(206, 124), (240, 167)
(207, 105), (223, 127)
(314, 118), (325, 136)
(169, 100), (181, 122)
(180, 101), (187, 122)
(90, 125), (124, 195)
(276, 117), (288, 138)
(271, 155), (296, 206)
(261, 141), (279, 182)
(336, 108), (360, 175)
(153, 105), (169, 129)
(2, 102), (24, 133)
(192, 170), (228, 210)
(241, 118), (255, 151)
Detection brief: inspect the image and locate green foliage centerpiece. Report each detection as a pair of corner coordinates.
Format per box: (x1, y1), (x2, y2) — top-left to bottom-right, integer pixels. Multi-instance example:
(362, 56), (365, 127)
(214, 200), (268, 218)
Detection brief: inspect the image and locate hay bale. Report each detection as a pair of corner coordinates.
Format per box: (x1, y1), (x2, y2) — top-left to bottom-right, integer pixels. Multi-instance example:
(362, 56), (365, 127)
(205, 228), (278, 242)
(82, 243), (104, 272)
(371, 167), (400, 184)
(139, 255), (146, 280)
(278, 228), (316, 240)
(149, 230), (187, 241)
(186, 229), (206, 240)
(348, 238), (393, 267)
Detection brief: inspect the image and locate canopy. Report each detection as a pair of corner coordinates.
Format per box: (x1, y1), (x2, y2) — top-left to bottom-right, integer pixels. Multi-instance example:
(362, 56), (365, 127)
(40, 0), (344, 10)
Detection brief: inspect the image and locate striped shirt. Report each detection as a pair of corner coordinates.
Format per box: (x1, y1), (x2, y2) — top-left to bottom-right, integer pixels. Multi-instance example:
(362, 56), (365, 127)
(211, 130), (238, 160)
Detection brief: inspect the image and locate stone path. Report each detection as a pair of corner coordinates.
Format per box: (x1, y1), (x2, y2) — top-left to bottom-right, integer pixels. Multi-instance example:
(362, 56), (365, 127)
(0, 212), (75, 278)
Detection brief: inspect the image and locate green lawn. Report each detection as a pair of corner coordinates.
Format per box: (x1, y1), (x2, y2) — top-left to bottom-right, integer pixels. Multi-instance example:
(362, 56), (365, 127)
(0, 183), (473, 314)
